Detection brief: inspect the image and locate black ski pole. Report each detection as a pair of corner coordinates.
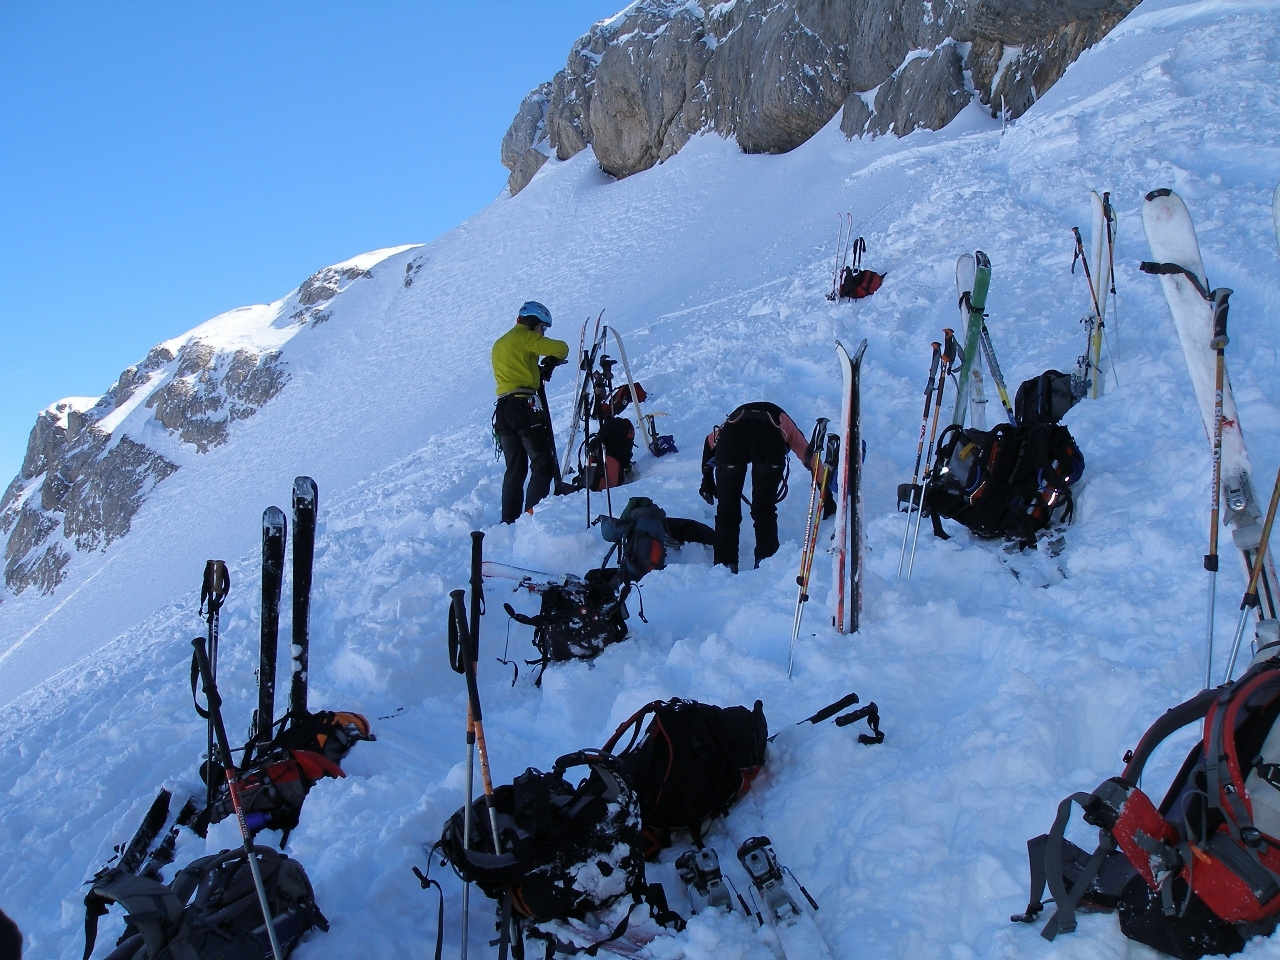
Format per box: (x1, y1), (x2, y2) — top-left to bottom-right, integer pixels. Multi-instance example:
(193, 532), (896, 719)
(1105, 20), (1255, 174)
(897, 341), (941, 576)
(1224, 465), (1280, 682)
(451, 590), (501, 852)
(907, 329), (958, 578)
(191, 636), (287, 960)
(199, 560), (230, 808)
(1205, 292), (1229, 687)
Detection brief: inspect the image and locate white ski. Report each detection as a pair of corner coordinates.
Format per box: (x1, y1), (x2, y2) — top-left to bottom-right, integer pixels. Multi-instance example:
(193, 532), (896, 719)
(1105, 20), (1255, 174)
(1142, 188), (1278, 621)
(1088, 190), (1117, 397)
(480, 560), (580, 592)
(605, 326), (655, 455)
(833, 339), (867, 634)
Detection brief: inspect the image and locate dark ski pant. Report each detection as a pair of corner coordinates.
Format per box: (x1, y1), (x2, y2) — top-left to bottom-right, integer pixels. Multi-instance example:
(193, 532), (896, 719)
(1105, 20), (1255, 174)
(496, 393), (557, 524)
(712, 416), (787, 569)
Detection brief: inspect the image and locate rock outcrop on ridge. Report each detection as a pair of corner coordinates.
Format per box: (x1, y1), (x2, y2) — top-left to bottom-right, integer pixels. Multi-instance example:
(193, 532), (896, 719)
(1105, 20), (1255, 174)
(0, 263), (375, 598)
(502, 0), (1139, 195)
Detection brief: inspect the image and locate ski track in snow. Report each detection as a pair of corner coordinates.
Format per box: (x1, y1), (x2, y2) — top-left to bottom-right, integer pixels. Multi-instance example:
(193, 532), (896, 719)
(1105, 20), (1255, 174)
(3, 0), (1280, 957)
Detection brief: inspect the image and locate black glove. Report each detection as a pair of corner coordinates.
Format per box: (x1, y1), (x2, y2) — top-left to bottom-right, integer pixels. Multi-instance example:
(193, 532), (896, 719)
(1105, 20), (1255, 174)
(539, 356), (563, 382)
(699, 475), (716, 505)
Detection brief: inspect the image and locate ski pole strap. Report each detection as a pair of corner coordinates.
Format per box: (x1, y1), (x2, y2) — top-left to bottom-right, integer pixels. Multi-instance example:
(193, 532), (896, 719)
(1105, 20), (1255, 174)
(1139, 260), (1211, 301)
(200, 560), (229, 617)
(1010, 835), (1050, 925)
(411, 865), (446, 960)
(189, 647), (211, 720)
(448, 602), (465, 675)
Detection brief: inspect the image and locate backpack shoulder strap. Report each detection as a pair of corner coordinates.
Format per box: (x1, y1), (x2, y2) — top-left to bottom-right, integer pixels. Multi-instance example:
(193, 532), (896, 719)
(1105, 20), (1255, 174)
(85, 869), (191, 960)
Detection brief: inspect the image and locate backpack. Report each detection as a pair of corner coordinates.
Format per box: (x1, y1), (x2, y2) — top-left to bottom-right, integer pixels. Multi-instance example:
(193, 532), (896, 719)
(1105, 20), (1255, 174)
(1015, 370), (1079, 426)
(265, 710), (376, 766)
(436, 750), (682, 954)
(838, 266), (885, 300)
(197, 748), (346, 843)
(924, 421), (1084, 546)
(84, 846), (328, 960)
(1018, 657), (1280, 958)
(601, 699), (769, 857)
(599, 497), (667, 582)
(503, 567), (632, 685)
(586, 417), (635, 491)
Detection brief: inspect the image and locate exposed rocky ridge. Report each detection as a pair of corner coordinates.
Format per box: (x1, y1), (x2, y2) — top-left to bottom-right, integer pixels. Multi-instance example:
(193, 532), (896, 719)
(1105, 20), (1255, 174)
(502, 0), (1138, 194)
(0, 262), (373, 598)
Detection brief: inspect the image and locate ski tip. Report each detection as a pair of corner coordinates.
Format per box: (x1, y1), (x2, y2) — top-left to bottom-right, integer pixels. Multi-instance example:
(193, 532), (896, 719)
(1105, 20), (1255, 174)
(1146, 187), (1174, 202)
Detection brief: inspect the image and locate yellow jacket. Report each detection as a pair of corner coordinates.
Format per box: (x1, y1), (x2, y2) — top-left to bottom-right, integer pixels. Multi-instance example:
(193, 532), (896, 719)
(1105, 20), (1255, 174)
(491, 324), (569, 396)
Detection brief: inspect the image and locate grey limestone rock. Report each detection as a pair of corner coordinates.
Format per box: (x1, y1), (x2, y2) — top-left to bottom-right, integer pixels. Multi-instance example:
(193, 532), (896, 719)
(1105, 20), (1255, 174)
(501, 0), (1140, 193)
(866, 45), (971, 137)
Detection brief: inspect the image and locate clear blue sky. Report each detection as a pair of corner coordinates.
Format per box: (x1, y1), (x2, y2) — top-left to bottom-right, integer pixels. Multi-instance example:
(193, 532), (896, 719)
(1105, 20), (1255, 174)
(0, 1), (620, 486)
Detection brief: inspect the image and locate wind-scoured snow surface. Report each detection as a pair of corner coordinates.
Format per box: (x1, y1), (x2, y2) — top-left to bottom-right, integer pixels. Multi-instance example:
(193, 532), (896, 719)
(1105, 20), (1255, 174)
(4, 0), (1280, 956)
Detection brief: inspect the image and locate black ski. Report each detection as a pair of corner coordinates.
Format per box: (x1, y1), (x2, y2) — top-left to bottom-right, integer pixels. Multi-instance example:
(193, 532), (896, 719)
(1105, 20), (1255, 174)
(115, 789), (173, 876)
(290, 477), (318, 719)
(140, 795), (201, 879)
(255, 506), (287, 757)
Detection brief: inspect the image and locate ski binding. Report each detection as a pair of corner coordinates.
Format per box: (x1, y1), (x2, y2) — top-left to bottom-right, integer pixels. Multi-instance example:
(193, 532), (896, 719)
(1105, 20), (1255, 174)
(676, 848), (731, 912)
(736, 836), (814, 925)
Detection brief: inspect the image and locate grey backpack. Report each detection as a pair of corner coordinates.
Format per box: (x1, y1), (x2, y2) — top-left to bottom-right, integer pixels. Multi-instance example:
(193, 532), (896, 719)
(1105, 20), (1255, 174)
(84, 846), (327, 960)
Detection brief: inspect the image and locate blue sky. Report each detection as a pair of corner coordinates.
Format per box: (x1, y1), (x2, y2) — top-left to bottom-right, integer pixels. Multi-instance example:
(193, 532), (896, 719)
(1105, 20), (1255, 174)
(0, 1), (621, 486)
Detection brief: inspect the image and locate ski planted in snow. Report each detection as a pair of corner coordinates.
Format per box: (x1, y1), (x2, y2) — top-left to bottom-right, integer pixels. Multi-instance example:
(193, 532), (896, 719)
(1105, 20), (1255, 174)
(833, 339), (867, 634)
(606, 325), (675, 457)
(560, 311), (605, 486)
(952, 252), (992, 426)
(1141, 188), (1279, 624)
(254, 506), (287, 756)
(290, 477), (317, 719)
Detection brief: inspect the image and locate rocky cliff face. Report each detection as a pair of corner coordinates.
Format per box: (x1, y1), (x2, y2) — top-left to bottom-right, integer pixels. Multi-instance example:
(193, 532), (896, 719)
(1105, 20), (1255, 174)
(502, 0), (1138, 194)
(0, 262), (374, 598)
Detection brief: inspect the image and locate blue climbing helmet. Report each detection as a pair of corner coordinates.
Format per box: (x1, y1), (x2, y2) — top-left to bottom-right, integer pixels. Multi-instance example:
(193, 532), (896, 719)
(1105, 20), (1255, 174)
(518, 300), (552, 328)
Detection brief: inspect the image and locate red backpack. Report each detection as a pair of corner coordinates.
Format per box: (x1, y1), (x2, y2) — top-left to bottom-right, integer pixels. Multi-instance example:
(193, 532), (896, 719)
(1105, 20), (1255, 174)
(1019, 657), (1280, 957)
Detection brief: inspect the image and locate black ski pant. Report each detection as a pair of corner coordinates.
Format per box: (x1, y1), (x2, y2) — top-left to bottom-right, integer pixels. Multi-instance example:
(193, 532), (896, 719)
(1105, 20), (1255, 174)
(712, 416), (787, 569)
(495, 393), (557, 524)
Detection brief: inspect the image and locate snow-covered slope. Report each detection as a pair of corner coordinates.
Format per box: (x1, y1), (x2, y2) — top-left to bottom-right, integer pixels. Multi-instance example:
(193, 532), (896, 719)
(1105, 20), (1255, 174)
(3, 0), (1280, 957)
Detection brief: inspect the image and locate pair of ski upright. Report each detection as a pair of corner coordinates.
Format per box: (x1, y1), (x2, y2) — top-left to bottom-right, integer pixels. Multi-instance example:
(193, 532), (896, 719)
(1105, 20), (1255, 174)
(248, 477), (318, 760)
(1072, 190), (1119, 399)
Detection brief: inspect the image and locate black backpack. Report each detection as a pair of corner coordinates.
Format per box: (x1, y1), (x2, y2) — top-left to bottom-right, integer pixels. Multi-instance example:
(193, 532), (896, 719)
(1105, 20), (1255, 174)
(503, 568), (632, 685)
(599, 497), (667, 582)
(586, 417), (635, 491)
(84, 846), (328, 960)
(602, 699), (769, 857)
(1015, 370), (1079, 426)
(436, 751), (682, 953)
(925, 421), (1084, 546)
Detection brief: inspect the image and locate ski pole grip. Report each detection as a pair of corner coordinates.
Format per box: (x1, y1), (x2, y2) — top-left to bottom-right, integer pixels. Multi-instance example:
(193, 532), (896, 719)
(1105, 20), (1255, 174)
(1210, 289), (1231, 347)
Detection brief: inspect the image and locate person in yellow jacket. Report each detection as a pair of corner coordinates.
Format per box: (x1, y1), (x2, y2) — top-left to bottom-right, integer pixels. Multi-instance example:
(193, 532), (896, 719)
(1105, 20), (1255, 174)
(492, 301), (569, 523)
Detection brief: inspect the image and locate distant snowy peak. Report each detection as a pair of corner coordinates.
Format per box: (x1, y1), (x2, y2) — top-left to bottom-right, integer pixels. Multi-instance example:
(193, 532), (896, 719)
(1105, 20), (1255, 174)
(502, 0), (1140, 194)
(0, 246), (413, 599)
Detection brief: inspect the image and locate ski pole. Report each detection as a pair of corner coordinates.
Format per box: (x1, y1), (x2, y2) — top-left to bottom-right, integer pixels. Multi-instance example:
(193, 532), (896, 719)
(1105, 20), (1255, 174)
(1103, 192), (1119, 357)
(831, 214), (846, 298)
(450, 590), (502, 852)
(978, 324), (1016, 424)
(789, 421), (829, 677)
(191, 636), (287, 960)
(199, 560), (230, 809)
(907, 330), (957, 578)
(1072, 226), (1106, 397)
(460, 533), (485, 959)
(1224, 465), (1280, 683)
(897, 342), (941, 576)
(1204, 291), (1229, 688)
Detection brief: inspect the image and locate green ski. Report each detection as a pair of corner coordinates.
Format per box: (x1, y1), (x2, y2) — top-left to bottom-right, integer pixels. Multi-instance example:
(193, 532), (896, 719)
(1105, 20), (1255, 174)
(952, 251), (991, 426)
